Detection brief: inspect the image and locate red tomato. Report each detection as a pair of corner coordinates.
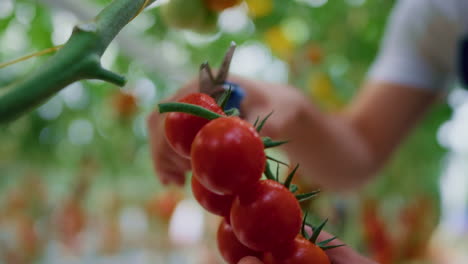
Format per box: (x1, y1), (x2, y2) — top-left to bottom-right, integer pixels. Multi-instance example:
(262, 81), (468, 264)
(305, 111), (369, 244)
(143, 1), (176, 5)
(217, 218), (262, 264)
(57, 199), (86, 247)
(192, 176), (234, 219)
(230, 180), (302, 251)
(263, 235), (330, 264)
(191, 117), (265, 195)
(203, 0), (242, 12)
(165, 93), (224, 158)
(146, 190), (183, 222)
(113, 91), (137, 119)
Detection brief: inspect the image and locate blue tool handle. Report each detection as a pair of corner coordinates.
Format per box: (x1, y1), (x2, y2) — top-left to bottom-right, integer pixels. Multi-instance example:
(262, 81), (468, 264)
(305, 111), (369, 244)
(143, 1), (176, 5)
(223, 82), (245, 111)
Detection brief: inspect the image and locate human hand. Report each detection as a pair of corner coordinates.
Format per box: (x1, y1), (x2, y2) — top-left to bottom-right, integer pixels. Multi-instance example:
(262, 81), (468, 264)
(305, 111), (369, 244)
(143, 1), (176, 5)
(235, 230), (376, 264)
(147, 75), (309, 185)
(235, 78), (310, 139)
(147, 82), (197, 186)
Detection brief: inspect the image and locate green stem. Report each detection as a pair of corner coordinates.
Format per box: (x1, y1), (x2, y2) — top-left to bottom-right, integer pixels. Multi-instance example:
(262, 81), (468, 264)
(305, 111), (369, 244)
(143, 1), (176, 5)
(158, 102), (224, 120)
(0, 0), (156, 124)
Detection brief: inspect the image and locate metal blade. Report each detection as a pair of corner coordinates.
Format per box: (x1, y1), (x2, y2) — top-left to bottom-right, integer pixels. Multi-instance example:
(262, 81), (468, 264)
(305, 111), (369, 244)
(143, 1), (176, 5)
(215, 42), (237, 84)
(199, 62), (215, 94)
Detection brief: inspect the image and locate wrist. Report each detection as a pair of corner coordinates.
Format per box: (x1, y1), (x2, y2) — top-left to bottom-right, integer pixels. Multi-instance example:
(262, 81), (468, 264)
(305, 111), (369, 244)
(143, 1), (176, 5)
(279, 97), (313, 139)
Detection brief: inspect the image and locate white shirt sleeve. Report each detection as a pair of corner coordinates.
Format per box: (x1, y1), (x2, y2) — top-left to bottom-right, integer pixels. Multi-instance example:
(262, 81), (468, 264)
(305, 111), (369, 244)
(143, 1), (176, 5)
(368, 0), (452, 92)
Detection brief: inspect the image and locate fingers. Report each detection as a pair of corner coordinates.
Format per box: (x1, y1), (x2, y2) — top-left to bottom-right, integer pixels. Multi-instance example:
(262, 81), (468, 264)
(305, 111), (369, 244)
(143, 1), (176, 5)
(153, 140), (190, 186)
(316, 231), (377, 264)
(147, 110), (190, 186)
(238, 256), (264, 264)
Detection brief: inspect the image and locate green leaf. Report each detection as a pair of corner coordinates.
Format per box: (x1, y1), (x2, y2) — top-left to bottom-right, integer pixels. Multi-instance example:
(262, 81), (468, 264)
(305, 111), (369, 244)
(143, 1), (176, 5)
(309, 218), (328, 244)
(262, 137), (289, 149)
(284, 164), (299, 188)
(320, 244), (345, 251)
(266, 155), (289, 167)
(253, 116), (260, 127)
(275, 162), (280, 182)
(317, 236), (338, 247)
(289, 184), (298, 193)
(256, 111), (274, 132)
(217, 85), (232, 110)
(225, 108), (240, 116)
(264, 161), (276, 181)
(295, 190), (320, 202)
(301, 211), (310, 239)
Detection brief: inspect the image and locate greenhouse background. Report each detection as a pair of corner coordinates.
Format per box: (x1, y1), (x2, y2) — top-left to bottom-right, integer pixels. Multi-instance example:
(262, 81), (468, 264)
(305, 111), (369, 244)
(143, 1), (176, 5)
(0, 0), (468, 263)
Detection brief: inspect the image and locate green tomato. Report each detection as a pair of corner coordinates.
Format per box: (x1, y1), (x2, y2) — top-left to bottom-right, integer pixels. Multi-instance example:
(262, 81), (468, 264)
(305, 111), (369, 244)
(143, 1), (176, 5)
(191, 11), (219, 34)
(160, 0), (207, 29)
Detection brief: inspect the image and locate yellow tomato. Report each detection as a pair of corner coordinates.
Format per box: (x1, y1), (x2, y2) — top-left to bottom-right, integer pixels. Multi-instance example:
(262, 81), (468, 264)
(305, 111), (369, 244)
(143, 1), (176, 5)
(308, 72), (343, 110)
(160, 0), (207, 29)
(264, 26), (294, 60)
(246, 0), (273, 18)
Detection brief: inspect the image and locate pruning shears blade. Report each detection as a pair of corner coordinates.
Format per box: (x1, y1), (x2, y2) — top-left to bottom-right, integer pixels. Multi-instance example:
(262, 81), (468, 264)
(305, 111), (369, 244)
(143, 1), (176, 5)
(199, 42), (237, 100)
(215, 42), (237, 84)
(199, 62), (215, 94)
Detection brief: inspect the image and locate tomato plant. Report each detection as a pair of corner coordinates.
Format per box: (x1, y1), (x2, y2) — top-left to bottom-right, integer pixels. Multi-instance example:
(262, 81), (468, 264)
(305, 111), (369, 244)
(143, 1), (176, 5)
(191, 176), (234, 219)
(165, 93), (224, 158)
(217, 218), (262, 264)
(191, 117), (265, 195)
(263, 235), (330, 264)
(230, 179), (302, 251)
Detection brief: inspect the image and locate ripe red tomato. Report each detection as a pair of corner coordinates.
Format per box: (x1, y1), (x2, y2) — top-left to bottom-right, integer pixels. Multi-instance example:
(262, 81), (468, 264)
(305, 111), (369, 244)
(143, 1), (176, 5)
(113, 91), (137, 119)
(263, 235), (330, 264)
(191, 117), (265, 195)
(217, 218), (262, 264)
(203, 0), (242, 12)
(146, 190), (183, 222)
(230, 180), (302, 251)
(165, 93), (224, 158)
(192, 176), (234, 219)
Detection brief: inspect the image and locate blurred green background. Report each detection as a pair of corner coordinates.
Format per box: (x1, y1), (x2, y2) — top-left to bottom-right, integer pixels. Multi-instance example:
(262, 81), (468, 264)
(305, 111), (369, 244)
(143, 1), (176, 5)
(1, 0), (467, 263)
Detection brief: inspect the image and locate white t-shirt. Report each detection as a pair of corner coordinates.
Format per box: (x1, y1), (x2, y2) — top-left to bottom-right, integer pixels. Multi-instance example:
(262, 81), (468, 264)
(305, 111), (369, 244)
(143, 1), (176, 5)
(368, 0), (468, 91)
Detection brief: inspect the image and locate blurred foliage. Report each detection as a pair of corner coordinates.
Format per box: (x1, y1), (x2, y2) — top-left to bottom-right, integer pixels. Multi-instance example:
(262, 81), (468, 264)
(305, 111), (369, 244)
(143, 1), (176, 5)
(0, 0), (451, 262)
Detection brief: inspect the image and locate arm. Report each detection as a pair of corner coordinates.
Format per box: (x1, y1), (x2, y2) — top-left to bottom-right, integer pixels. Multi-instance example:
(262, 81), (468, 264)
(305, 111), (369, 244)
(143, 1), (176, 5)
(147, 76), (438, 189)
(148, 0), (447, 190)
(239, 0), (447, 191)
(237, 78), (438, 192)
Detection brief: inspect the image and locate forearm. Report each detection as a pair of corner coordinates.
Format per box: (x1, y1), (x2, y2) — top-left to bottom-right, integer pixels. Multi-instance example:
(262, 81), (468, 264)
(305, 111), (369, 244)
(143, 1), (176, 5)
(278, 81), (438, 192)
(280, 101), (377, 192)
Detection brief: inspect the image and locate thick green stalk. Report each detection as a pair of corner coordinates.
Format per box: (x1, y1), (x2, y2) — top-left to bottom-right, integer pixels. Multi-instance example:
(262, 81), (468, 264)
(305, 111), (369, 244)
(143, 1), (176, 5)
(0, 0), (156, 124)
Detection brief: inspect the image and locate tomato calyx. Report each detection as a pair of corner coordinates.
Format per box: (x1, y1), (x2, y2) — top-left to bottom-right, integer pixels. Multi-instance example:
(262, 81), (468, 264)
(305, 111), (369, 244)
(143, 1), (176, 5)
(301, 212), (345, 251)
(262, 137), (289, 149)
(264, 160), (321, 202)
(253, 111), (273, 133)
(217, 85), (233, 110)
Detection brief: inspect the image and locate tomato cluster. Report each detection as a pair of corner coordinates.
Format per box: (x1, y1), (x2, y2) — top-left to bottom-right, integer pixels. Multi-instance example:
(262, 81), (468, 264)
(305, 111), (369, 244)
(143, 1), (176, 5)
(161, 92), (335, 264)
